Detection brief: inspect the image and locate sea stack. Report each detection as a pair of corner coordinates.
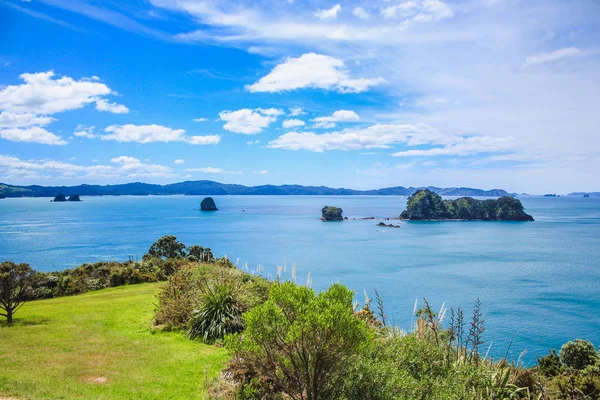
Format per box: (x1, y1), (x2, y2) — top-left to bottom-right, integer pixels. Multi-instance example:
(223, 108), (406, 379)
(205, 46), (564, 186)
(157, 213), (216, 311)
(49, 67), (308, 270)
(67, 195), (82, 202)
(200, 197), (218, 211)
(53, 194), (67, 202)
(321, 206), (344, 221)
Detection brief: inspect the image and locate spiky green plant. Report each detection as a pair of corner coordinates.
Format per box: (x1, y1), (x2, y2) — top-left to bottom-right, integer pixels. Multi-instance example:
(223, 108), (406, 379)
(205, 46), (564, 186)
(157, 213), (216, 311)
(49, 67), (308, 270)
(188, 283), (244, 343)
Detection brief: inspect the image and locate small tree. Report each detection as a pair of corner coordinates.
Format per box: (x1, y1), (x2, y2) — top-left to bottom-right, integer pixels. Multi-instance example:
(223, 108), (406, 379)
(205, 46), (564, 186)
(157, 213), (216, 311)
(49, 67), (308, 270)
(560, 339), (598, 371)
(227, 282), (370, 400)
(144, 235), (186, 260)
(0, 261), (33, 323)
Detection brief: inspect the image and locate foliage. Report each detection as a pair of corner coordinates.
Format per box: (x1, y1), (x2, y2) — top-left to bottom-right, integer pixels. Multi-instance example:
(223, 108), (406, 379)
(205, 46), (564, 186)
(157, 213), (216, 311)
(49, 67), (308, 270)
(187, 245), (215, 263)
(560, 339), (599, 371)
(188, 283), (244, 343)
(144, 235), (187, 260)
(226, 282), (371, 400)
(154, 267), (197, 330)
(320, 205), (344, 221)
(0, 261), (33, 323)
(537, 349), (564, 378)
(400, 189), (534, 221)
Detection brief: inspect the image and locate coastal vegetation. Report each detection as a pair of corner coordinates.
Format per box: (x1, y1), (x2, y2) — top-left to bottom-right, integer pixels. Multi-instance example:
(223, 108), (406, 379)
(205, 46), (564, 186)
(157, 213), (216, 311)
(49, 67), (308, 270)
(0, 261), (34, 323)
(321, 205), (344, 221)
(2, 236), (599, 399)
(399, 189), (535, 221)
(201, 197), (219, 211)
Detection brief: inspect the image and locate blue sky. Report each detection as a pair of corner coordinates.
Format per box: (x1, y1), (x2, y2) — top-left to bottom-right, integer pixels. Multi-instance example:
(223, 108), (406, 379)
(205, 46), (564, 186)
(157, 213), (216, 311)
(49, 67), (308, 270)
(1, 0), (599, 193)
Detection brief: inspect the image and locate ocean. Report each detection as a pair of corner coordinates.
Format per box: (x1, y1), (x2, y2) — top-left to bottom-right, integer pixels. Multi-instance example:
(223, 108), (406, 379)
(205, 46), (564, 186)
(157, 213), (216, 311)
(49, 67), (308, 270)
(1, 194), (598, 363)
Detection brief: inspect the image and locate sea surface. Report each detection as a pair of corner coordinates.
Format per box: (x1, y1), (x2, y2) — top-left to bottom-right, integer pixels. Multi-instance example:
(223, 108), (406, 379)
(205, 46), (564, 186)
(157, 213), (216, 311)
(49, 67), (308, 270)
(1, 195), (598, 363)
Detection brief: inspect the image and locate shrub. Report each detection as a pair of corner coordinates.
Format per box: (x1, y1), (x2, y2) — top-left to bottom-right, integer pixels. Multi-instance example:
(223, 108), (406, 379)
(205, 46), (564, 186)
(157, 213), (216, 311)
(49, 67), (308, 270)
(188, 283), (244, 343)
(560, 339), (598, 371)
(226, 282), (371, 400)
(537, 349), (564, 378)
(154, 267), (196, 329)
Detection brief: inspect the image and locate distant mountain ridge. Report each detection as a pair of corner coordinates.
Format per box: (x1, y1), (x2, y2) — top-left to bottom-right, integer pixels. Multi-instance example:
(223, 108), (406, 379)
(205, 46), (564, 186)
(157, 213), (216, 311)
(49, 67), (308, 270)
(0, 181), (511, 198)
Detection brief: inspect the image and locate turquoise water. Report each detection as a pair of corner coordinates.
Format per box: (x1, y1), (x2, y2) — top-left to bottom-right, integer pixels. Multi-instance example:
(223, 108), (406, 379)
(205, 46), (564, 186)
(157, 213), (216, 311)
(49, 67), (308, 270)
(1, 195), (599, 363)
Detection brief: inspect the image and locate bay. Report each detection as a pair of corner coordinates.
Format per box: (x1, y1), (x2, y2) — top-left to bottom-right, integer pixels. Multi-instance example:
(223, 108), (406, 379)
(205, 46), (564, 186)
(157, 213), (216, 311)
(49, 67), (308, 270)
(1, 195), (598, 363)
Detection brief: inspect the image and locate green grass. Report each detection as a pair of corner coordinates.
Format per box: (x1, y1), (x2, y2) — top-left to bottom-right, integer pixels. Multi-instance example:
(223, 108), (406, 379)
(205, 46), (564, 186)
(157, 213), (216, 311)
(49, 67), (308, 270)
(0, 283), (229, 400)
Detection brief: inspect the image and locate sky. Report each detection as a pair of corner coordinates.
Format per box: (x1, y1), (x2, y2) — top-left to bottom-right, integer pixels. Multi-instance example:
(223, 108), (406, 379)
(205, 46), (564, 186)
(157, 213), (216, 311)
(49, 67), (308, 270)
(0, 0), (599, 193)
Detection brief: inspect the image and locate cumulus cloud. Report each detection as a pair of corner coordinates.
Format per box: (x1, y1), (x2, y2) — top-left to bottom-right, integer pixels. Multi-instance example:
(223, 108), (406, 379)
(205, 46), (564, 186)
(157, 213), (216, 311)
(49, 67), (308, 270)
(523, 47), (585, 67)
(382, 0), (453, 22)
(352, 7), (370, 19)
(95, 99), (129, 114)
(0, 127), (67, 145)
(246, 53), (384, 93)
(314, 4), (341, 21)
(102, 124), (220, 145)
(186, 166), (242, 174)
(0, 71), (126, 115)
(312, 110), (359, 128)
(73, 125), (96, 138)
(268, 122), (514, 155)
(288, 107), (305, 116)
(174, 159), (185, 164)
(219, 108), (283, 134)
(282, 119), (306, 128)
(0, 112), (55, 128)
(0, 154), (173, 182)
(392, 136), (515, 157)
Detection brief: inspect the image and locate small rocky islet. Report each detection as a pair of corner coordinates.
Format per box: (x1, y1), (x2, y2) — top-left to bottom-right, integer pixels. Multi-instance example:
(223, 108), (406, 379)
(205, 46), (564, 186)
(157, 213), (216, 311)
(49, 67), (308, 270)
(200, 197), (218, 211)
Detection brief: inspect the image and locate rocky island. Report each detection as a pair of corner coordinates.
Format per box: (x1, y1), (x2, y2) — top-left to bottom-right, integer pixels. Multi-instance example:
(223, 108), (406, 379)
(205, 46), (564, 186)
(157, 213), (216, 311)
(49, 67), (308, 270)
(321, 206), (344, 221)
(200, 197), (218, 211)
(67, 195), (81, 202)
(399, 189), (534, 221)
(52, 194), (67, 202)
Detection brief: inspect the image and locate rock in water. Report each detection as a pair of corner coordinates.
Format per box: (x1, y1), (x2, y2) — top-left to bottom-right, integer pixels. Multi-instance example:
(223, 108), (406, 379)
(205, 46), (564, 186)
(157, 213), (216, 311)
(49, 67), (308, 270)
(67, 195), (81, 201)
(321, 206), (344, 221)
(399, 189), (534, 221)
(53, 194), (67, 202)
(201, 197), (218, 211)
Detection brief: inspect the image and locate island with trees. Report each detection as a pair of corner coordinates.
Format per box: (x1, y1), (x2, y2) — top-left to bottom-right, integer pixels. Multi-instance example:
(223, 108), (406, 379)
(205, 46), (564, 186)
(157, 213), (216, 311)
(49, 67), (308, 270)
(67, 195), (81, 202)
(52, 194), (67, 202)
(321, 206), (344, 221)
(399, 189), (534, 221)
(200, 197), (218, 211)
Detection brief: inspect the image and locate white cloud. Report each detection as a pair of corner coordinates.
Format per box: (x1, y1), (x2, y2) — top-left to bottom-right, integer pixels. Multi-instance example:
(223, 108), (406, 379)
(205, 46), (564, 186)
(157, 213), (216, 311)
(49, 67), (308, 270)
(102, 124), (220, 145)
(246, 53), (384, 93)
(282, 119), (306, 129)
(95, 99), (129, 114)
(73, 125), (96, 139)
(352, 7), (370, 19)
(0, 112), (55, 128)
(186, 166), (242, 174)
(289, 107), (305, 116)
(0, 127), (67, 145)
(0, 71), (125, 115)
(253, 170), (268, 175)
(193, 117), (208, 122)
(392, 136), (515, 157)
(523, 47), (584, 67)
(246, 140), (260, 145)
(174, 159), (185, 164)
(312, 109), (359, 128)
(187, 135), (221, 145)
(314, 4), (341, 21)
(219, 108), (282, 134)
(382, 0), (453, 22)
(268, 122), (514, 155)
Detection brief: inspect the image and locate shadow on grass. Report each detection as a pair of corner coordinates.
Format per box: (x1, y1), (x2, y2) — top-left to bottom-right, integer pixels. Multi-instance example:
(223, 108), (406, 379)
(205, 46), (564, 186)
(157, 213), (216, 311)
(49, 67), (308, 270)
(0, 317), (52, 327)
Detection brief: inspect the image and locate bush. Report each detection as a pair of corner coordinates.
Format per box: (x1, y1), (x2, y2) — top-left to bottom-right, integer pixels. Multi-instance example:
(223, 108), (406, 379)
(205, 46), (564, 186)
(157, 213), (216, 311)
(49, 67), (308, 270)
(560, 339), (598, 371)
(188, 283), (244, 343)
(226, 282), (371, 400)
(537, 349), (564, 378)
(154, 267), (197, 329)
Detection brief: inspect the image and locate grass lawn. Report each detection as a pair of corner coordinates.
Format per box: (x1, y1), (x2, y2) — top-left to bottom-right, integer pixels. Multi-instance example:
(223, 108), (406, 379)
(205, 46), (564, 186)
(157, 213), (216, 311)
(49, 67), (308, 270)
(0, 283), (229, 399)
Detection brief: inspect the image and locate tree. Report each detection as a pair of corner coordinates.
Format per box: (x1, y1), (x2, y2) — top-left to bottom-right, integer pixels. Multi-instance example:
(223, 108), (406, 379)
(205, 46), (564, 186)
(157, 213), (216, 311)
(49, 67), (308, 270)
(227, 282), (370, 400)
(144, 235), (186, 260)
(0, 261), (33, 323)
(187, 245), (214, 263)
(560, 339), (598, 370)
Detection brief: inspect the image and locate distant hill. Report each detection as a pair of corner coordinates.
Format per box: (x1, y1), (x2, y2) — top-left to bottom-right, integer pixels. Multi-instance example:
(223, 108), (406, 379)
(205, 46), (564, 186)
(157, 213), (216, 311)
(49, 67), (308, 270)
(0, 181), (510, 198)
(568, 192), (600, 197)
